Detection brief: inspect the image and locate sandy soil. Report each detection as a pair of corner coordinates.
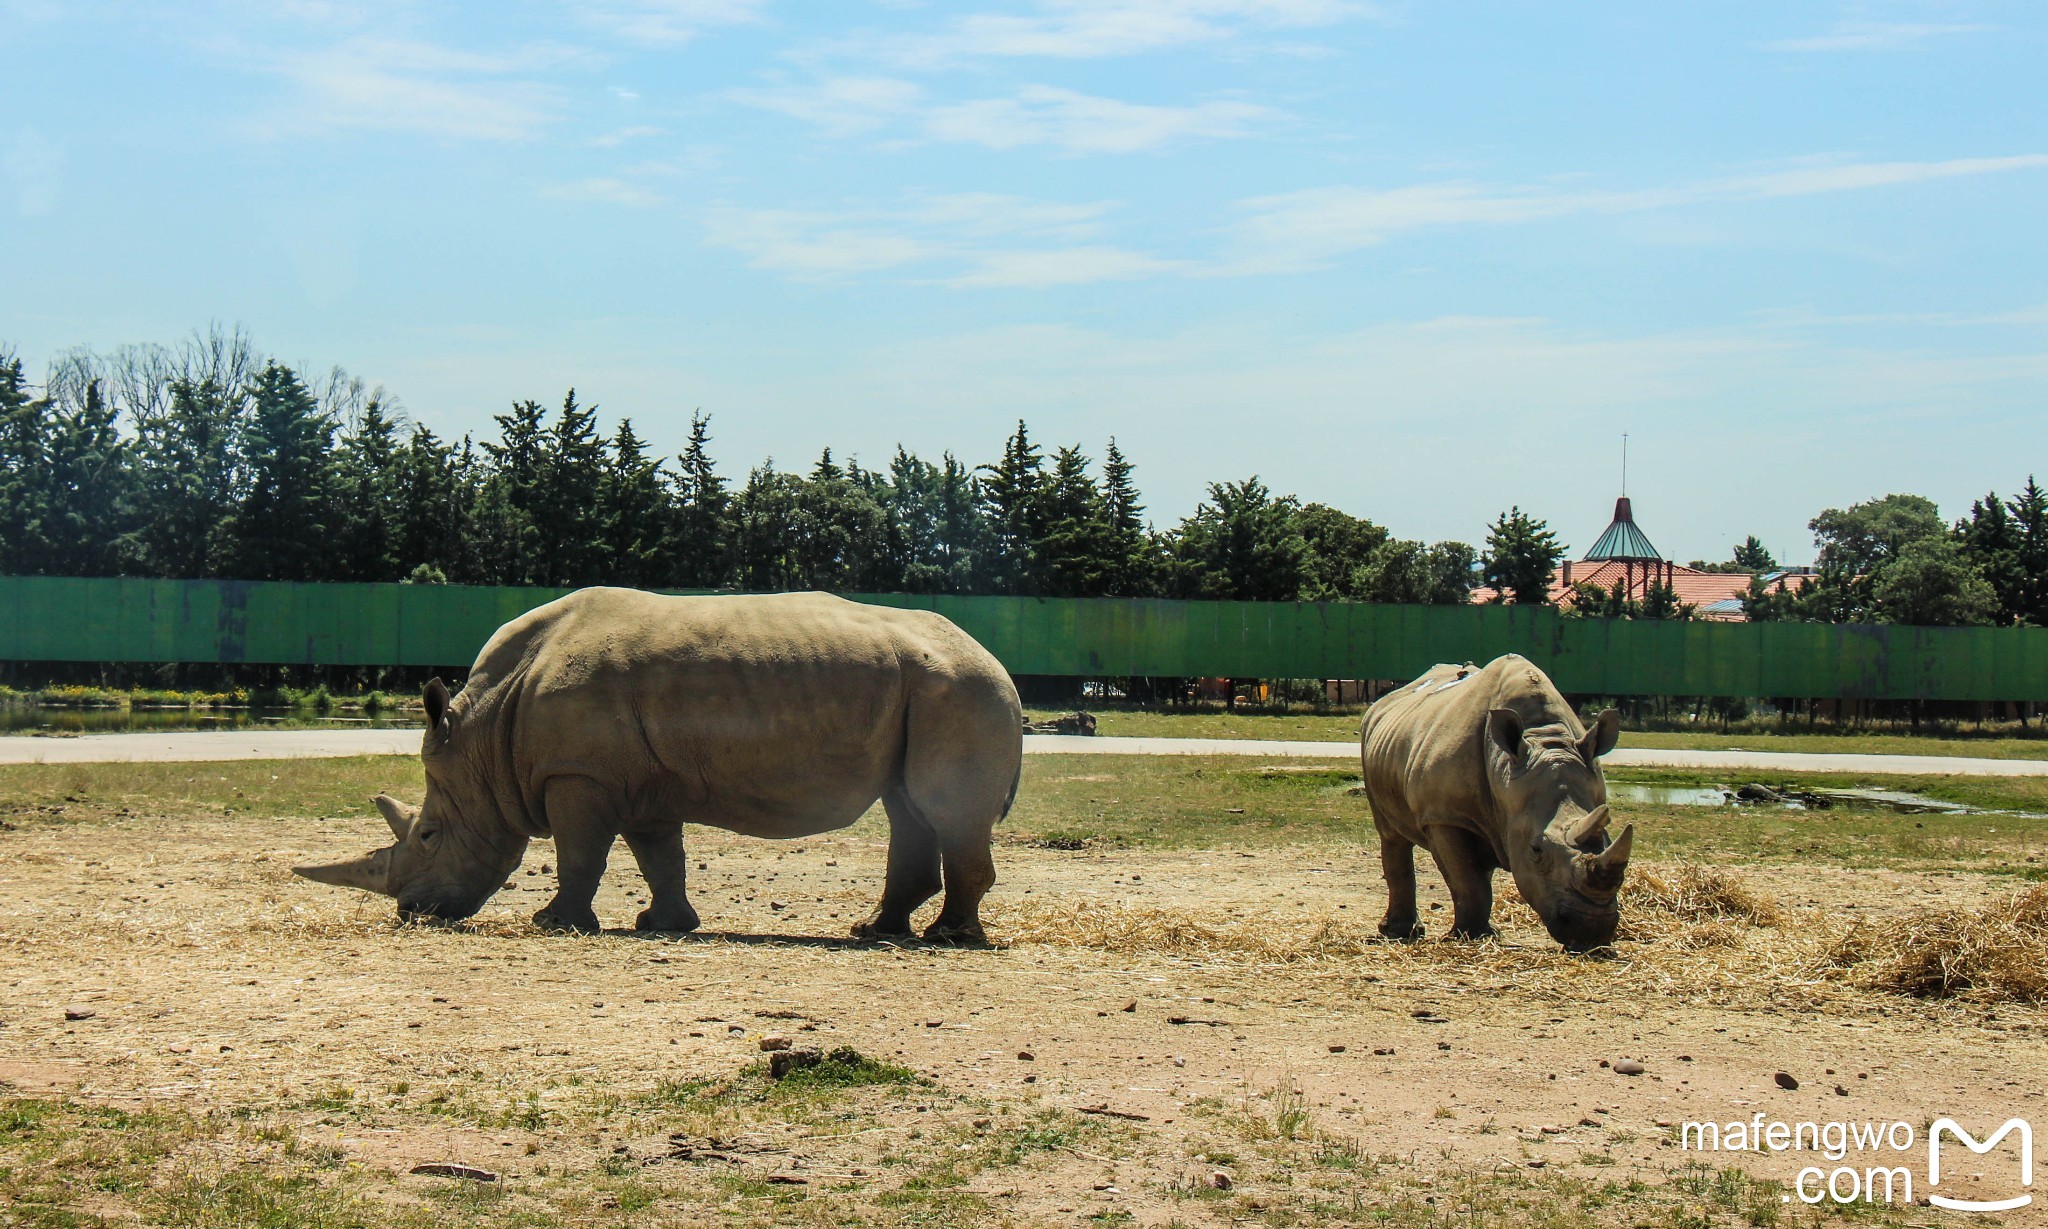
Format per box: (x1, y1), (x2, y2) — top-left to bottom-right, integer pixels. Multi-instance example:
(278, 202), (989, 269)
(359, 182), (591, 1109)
(2, 800), (2043, 1224)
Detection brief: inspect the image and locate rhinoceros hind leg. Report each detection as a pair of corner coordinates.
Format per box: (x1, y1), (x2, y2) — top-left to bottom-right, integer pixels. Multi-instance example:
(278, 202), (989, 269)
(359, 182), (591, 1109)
(1425, 826), (1497, 940)
(922, 832), (997, 946)
(853, 790), (942, 940)
(624, 830), (699, 932)
(1377, 835), (1424, 941)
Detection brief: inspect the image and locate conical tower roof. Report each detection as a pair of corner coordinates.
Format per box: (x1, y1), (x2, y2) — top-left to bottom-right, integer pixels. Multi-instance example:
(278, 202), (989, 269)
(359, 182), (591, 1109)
(1583, 497), (1662, 562)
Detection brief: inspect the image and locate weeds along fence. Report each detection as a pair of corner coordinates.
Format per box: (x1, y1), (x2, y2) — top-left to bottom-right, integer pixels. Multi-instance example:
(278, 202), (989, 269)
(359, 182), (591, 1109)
(3, 575), (2047, 702)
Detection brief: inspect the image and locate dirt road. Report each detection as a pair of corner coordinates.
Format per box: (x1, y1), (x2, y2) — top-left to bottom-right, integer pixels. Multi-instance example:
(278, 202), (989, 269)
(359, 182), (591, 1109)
(6, 727), (2048, 778)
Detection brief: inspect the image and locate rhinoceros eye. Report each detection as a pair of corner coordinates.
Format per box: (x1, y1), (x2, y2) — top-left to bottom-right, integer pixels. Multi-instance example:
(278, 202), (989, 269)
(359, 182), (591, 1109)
(415, 825), (440, 845)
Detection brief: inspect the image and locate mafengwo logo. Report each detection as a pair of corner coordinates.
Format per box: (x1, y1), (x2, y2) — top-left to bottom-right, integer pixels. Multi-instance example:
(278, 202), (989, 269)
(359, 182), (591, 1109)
(1929, 1118), (2032, 1213)
(1678, 1114), (2032, 1210)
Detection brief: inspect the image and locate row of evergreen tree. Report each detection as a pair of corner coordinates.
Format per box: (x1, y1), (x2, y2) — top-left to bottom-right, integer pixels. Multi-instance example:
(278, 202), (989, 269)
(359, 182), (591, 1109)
(0, 330), (1482, 603)
(7, 329), (2039, 627)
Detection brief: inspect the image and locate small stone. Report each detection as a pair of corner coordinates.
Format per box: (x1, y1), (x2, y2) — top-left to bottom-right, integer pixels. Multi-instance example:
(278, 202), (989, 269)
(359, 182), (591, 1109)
(924, 1018), (943, 1028)
(727, 1024), (745, 1036)
(1328, 1044), (1346, 1053)
(167, 1043), (191, 1054)
(1022, 1074), (1036, 1083)
(1578, 1117), (1601, 1128)
(1016, 1050), (1034, 1061)
(1372, 1047), (1395, 1056)
(1774, 1072), (1800, 1090)
(1526, 1159), (1547, 1169)
(1173, 1056), (1186, 1068)
(769, 901), (784, 910)
(1612, 1059), (1645, 1076)
(972, 1118), (990, 1129)
(1121, 1001), (1136, 1012)
(1540, 1125), (1566, 1135)
(759, 1035), (792, 1052)
(1834, 1085), (1850, 1096)
(1209, 1170), (1233, 1190)
(63, 1007), (95, 1021)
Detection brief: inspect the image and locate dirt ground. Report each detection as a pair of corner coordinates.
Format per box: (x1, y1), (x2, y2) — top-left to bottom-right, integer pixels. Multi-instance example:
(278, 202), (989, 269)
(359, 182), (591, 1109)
(1, 760), (2043, 1227)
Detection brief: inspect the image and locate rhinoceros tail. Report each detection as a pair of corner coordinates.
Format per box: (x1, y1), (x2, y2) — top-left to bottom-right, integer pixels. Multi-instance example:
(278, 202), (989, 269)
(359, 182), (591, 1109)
(1000, 758), (1021, 821)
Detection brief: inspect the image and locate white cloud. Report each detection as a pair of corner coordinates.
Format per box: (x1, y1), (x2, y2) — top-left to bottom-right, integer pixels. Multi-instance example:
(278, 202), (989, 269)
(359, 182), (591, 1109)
(945, 246), (1192, 287)
(837, 0), (1379, 65)
(700, 193), (1169, 285)
(732, 78), (1278, 153)
(251, 37), (575, 141)
(925, 85), (1275, 153)
(571, 0), (769, 47)
(727, 77), (926, 138)
(541, 177), (665, 206)
(590, 124), (665, 147)
(1227, 154), (2048, 269)
(1764, 21), (1991, 52)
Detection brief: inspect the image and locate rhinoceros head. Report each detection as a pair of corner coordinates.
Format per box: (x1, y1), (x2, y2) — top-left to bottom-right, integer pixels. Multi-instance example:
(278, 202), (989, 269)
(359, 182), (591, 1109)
(292, 679), (524, 921)
(1486, 706), (1634, 952)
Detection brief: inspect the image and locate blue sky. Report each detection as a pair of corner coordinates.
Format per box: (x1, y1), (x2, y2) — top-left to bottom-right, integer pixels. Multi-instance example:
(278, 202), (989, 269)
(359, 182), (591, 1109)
(5, 1), (2046, 564)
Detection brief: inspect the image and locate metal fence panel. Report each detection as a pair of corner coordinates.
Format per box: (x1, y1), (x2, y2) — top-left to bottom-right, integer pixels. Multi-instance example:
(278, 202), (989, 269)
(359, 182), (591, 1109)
(3, 576), (2047, 700)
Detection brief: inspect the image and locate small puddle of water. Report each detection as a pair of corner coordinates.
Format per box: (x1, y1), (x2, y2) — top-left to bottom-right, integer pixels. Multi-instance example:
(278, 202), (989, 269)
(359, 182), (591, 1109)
(1609, 782), (1979, 814)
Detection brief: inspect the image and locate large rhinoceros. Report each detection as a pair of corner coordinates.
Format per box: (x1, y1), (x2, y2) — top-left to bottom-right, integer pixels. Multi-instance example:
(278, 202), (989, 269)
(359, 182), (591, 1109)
(294, 588), (1023, 944)
(1360, 654), (1634, 951)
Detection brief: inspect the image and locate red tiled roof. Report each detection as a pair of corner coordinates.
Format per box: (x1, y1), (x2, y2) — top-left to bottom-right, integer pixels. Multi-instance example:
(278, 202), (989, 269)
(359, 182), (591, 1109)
(1471, 562), (1808, 621)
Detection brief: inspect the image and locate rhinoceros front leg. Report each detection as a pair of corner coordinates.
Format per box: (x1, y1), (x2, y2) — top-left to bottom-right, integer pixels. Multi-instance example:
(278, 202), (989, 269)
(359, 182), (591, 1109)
(533, 777), (613, 935)
(1377, 834), (1424, 941)
(1424, 825), (1497, 941)
(624, 829), (700, 933)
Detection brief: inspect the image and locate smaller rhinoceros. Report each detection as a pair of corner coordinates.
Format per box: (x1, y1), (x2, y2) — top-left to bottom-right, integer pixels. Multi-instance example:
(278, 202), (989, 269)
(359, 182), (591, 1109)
(293, 588), (1023, 943)
(1360, 655), (1634, 951)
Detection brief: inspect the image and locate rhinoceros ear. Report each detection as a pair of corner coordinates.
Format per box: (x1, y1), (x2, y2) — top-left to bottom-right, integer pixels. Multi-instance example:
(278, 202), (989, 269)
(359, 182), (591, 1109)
(424, 678), (451, 734)
(1486, 708), (1525, 758)
(1580, 708), (1621, 760)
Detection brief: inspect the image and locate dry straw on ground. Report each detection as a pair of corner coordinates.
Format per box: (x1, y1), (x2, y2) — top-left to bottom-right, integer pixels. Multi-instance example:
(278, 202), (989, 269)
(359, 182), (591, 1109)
(988, 865), (2048, 1015)
(1825, 883), (2048, 1004)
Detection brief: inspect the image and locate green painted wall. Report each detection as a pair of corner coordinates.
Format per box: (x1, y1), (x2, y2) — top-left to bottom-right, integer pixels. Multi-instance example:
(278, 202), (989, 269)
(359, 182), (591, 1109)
(3, 575), (2045, 700)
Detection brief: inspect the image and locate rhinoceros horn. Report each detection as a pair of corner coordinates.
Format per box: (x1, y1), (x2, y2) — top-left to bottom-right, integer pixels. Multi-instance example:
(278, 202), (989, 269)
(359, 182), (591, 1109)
(292, 846), (395, 896)
(372, 793), (417, 841)
(1566, 804), (1612, 847)
(1574, 823), (1634, 892)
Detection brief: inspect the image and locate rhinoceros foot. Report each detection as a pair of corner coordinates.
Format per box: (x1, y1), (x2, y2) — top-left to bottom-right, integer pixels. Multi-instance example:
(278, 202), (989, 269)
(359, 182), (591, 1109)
(635, 902), (700, 934)
(922, 919), (990, 948)
(849, 914), (917, 943)
(1377, 920), (1425, 942)
(533, 904), (603, 934)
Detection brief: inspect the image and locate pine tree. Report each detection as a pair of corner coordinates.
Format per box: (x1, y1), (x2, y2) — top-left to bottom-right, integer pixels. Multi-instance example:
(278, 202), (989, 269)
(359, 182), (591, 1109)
(1098, 438), (1153, 595)
(129, 374), (247, 578)
(979, 421), (1045, 594)
(671, 412), (731, 589)
(228, 363), (338, 581)
(2006, 479), (2048, 626)
(0, 355), (52, 574)
(600, 418), (671, 588)
(394, 425), (469, 582)
(481, 399), (547, 584)
(534, 390), (605, 585)
(1480, 507), (1564, 605)
(332, 398), (403, 581)
(1035, 445), (1115, 596)
(1170, 478), (1307, 601)
(40, 378), (133, 577)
